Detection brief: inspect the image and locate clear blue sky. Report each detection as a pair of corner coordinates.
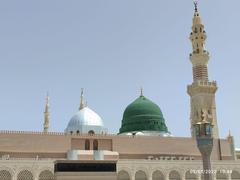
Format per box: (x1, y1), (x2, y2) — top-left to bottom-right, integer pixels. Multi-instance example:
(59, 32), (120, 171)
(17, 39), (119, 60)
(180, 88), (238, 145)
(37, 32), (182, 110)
(0, 0), (239, 147)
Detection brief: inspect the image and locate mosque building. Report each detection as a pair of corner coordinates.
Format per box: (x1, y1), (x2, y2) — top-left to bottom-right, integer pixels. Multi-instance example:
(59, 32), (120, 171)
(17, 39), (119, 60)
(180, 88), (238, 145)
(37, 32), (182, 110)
(0, 3), (240, 180)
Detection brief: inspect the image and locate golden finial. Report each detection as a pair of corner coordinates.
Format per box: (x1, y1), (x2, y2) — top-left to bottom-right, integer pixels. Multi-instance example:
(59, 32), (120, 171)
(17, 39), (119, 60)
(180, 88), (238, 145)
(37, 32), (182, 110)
(44, 92), (50, 133)
(79, 88), (84, 110)
(140, 87), (144, 97)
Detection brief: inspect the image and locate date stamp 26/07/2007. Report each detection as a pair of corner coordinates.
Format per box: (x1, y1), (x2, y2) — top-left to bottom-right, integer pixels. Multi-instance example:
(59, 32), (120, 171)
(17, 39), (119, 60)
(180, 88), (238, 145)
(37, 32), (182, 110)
(190, 169), (233, 175)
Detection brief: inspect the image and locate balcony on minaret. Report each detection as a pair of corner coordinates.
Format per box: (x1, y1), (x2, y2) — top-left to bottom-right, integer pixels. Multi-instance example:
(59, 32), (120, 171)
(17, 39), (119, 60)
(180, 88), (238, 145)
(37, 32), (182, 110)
(187, 80), (218, 96)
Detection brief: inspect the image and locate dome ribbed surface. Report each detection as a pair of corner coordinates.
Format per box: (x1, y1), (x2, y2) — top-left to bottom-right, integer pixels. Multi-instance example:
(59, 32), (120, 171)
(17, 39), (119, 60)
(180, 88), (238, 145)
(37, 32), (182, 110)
(119, 95), (168, 134)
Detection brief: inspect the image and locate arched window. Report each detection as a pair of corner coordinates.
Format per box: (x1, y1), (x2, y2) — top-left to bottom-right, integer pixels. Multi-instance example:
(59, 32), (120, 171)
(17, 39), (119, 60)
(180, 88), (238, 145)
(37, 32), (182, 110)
(216, 171), (227, 180)
(169, 170), (181, 180)
(17, 170), (33, 180)
(117, 170), (130, 180)
(194, 28), (198, 33)
(93, 139), (98, 150)
(185, 170), (197, 180)
(0, 170), (12, 180)
(152, 170), (164, 180)
(231, 170), (240, 179)
(88, 130), (95, 135)
(135, 170), (147, 180)
(39, 170), (54, 180)
(85, 139), (90, 150)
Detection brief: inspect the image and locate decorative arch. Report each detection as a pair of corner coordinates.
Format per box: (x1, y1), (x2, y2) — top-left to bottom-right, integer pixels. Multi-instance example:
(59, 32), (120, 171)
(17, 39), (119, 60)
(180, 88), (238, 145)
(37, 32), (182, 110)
(169, 170), (181, 180)
(17, 170), (33, 180)
(135, 170), (147, 180)
(117, 170), (130, 180)
(118, 167), (132, 178)
(0, 170), (12, 180)
(216, 171), (227, 180)
(39, 170), (54, 180)
(185, 170), (197, 180)
(231, 170), (240, 180)
(152, 170), (164, 180)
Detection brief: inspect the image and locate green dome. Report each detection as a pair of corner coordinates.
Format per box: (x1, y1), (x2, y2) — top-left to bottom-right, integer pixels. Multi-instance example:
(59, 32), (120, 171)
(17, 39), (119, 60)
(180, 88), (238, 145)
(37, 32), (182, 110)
(119, 95), (168, 134)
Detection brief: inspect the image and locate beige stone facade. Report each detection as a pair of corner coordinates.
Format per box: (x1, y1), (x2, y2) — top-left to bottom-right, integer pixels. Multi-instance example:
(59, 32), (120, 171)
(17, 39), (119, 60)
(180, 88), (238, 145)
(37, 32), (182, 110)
(0, 131), (234, 160)
(1, 157), (240, 180)
(0, 131), (240, 179)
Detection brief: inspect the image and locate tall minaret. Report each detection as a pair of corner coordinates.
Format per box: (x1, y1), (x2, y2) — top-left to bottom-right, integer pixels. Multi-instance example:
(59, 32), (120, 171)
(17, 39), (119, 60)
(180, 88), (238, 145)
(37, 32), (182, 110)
(187, 2), (219, 138)
(43, 93), (50, 133)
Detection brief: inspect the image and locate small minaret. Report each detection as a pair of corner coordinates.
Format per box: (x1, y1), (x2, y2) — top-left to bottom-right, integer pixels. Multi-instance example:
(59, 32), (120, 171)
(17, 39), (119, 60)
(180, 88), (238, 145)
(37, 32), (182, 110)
(43, 93), (50, 133)
(79, 88), (85, 110)
(187, 1), (219, 138)
(227, 130), (237, 160)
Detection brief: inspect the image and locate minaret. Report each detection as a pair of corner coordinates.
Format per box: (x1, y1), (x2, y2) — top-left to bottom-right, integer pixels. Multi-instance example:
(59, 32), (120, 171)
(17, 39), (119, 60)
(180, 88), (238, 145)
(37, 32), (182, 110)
(79, 88), (85, 110)
(187, 1), (219, 138)
(227, 130), (237, 160)
(43, 93), (50, 133)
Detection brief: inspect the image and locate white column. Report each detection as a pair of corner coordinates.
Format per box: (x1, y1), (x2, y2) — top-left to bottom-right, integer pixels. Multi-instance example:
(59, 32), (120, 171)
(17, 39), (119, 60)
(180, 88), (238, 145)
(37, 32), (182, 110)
(227, 173), (231, 180)
(197, 174), (202, 180)
(213, 173), (217, 180)
(131, 174), (135, 180)
(165, 173), (169, 180)
(181, 174), (185, 180)
(149, 174), (152, 180)
(12, 173), (17, 180)
(34, 173), (39, 180)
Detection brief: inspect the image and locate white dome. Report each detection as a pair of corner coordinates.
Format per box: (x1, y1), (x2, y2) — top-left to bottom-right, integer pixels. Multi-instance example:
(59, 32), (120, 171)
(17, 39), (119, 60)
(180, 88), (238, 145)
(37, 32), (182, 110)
(65, 107), (107, 134)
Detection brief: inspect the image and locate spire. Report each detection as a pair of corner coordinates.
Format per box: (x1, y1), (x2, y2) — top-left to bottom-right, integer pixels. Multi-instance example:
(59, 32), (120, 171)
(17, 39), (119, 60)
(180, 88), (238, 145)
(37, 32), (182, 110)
(79, 88), (85, 110)
(140, 87), (144, 97)
(43, 92), (50, 133)
(194, 1), (198, 12)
